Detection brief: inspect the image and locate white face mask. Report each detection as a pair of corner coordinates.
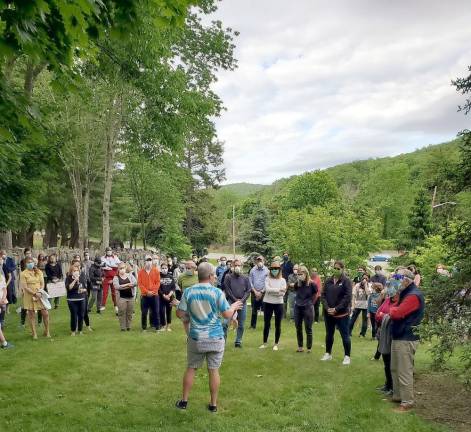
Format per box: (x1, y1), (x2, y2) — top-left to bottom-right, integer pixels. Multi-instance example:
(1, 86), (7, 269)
(234, 266), (241, 275)
(161, 268), (168, 275)
(297, 274), (306, 282)
(145, 261), (152, 269)
(257, 262), (263, 268)
(106, 251), (112, 256)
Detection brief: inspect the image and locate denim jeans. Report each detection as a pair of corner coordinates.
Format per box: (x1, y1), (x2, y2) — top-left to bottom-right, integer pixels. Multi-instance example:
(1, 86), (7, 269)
(349, 308), (368, 336)
(223, 301), (247, 345)
(287, 291), (296, 320)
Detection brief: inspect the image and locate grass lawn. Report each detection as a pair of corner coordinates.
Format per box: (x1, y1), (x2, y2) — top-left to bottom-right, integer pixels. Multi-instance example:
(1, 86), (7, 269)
(1, 303), (449, 432)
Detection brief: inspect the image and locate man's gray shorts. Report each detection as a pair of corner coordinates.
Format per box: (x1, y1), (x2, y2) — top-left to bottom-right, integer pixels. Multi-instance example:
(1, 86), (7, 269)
(187, 337), (225, 369)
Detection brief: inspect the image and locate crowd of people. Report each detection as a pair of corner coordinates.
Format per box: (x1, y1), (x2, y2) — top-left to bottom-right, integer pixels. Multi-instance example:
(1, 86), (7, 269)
(0, 248), (426, 414)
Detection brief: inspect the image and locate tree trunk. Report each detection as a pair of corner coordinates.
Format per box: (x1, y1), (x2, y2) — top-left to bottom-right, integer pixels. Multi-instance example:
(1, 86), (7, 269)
(44, 217), (59, 248)
(69, 213), (79, 248)
(0, 231), (13, 249)
(83, 187), (90, 249)
(101, 90), (123, 248)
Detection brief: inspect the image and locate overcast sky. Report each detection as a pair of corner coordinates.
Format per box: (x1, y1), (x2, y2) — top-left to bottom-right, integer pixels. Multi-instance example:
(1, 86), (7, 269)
(209, 0), (471, 184)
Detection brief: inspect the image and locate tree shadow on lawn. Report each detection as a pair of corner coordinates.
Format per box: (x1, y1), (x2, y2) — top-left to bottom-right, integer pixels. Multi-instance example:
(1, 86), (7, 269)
(415, 371), (471, 432)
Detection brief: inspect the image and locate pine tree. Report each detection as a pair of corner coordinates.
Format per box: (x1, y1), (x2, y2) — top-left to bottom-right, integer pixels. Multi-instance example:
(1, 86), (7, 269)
(239, 207), (272, 257)
(409, 189), (432, 246)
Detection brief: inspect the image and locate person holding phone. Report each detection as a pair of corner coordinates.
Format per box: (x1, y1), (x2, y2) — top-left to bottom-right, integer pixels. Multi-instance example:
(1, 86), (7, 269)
(65, 264), (87, 336)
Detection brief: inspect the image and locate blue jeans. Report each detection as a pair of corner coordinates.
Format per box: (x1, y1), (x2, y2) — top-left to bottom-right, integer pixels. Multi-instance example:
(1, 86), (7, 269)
(223, 302), (247, 345)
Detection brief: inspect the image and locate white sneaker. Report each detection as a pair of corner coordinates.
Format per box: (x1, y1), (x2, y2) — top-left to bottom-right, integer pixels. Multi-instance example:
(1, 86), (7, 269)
(99, 306), (106, 311)
(342, 355), (351, 365)
(273, 344), (279, 351)
(259, 344), (267, 349)
(320, 353), (333, 361)
(114, 306), (119, 314)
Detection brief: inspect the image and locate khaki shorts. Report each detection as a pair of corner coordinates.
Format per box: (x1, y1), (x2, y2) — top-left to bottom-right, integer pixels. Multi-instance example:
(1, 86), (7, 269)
(187, 337), (225, 370)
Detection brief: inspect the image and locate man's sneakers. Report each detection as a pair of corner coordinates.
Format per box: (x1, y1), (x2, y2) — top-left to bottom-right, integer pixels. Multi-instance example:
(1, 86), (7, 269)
(175, 400), (217, 413)
(175, 400), (188, 410)
(320, 353), (332, 361)
(342, 355), (351, 365)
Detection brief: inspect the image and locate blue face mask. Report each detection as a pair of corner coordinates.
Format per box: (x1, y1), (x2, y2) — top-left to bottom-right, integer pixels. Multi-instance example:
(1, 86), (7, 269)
(26, 262), (34, 270)
(270, 269), (280, 277)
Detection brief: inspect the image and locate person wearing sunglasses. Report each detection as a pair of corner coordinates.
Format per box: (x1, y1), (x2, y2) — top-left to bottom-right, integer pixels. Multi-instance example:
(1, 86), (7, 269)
(138, 255), (161, 331)
(320, 260), (353, 365)
(259, 261), (287, 351)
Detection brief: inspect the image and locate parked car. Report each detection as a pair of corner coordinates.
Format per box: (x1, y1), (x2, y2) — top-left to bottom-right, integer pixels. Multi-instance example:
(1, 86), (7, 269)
(370, 254), (391, 262)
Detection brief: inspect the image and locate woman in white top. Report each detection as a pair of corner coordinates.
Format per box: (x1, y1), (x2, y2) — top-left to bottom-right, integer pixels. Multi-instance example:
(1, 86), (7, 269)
(349, 274), (372, 337)
(260, 261), (286, 351)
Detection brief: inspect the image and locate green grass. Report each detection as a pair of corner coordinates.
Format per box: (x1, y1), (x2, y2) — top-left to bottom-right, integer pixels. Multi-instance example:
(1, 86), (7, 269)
(1, 304), (449, 432)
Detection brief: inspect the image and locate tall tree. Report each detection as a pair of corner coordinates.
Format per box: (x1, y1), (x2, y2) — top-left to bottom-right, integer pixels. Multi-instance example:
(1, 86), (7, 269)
(408, 189), (432, 247)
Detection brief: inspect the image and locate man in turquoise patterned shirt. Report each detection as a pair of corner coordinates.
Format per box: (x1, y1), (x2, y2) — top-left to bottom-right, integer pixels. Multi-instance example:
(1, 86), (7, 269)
(175, 262), (242, 412)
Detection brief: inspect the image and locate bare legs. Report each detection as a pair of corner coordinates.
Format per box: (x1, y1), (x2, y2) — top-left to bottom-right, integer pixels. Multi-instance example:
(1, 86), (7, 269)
(27, 309), (50, 339)
(181, 367), (220, 407)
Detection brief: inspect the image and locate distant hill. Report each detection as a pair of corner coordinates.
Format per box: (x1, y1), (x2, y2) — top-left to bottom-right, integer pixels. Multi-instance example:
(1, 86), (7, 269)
(219, 182), (268, 197)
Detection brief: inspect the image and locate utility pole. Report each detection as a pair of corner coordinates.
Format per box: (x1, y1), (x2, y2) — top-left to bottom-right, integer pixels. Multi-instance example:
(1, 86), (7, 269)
(232, 205), (236, 260)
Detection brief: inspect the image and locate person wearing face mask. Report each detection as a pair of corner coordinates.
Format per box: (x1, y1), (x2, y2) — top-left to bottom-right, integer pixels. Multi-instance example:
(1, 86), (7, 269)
(286, 264), (299, 321)
(20, 248), (33, 272)
(20, 257), (51, 339)
(159, 263), (176, 331)
(249, 256), (269, 329)
(45, 253), (63, 309)
(215, 257), (227, 289)
(83, 251), (93, 292)
(349, 274), (372, 338)
(173, 262), (185, 301)
(389, 267), (425, 412)
(294, 266), (317, 353)
(88, 257), (104, 314)
(374, 279), (399, 396)
(138, 255), (161, 331)
(223, 259), (251, 347)
(259, 261), (287, 351)
(321, 260), (352, 365)
(152, 254), (161, 269)
(310, 269), (322, 323)
(178, 261), (199, 292)
(64, 264), (87, 336)
(113, 263), (137, 331)
(371, 265), (387, 286)
(101, 247), (121, 314)
(1, 250), (17, 309)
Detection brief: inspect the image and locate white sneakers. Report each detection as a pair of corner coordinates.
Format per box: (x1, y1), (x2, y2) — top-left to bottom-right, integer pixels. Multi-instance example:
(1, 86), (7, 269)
(272, 345), (279, 351)
(99, 306), (106, 311)
(259, 344), (267, 349)
(320, 353), (351, 365)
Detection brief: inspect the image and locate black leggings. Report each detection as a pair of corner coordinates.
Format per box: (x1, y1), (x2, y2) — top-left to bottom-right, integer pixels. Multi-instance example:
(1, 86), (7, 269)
(263, 302), (283, 344)
(159, 297), (172, 326)
(349, 308), (367, 336)
(294, 305), (314, 349)
(67, 299), (85, 332)
(383, 353), (393, 390)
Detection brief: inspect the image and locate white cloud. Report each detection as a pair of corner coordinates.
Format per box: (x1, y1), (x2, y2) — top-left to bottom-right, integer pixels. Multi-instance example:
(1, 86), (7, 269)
(209, 0), (471, 184)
